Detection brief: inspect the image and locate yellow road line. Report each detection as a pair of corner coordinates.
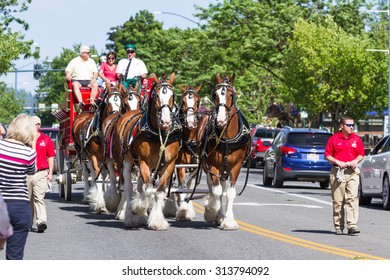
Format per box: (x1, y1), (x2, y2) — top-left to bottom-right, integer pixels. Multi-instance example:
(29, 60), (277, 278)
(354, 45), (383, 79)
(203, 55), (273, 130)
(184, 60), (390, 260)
(191, 202), (387, 260)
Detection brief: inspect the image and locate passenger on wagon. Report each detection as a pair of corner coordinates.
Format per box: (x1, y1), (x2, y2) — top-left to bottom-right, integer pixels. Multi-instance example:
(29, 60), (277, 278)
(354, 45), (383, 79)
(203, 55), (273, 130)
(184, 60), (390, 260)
(116, 43), (147, 90)
(65, 45), (99, 110)
(99, 50), (118, 89)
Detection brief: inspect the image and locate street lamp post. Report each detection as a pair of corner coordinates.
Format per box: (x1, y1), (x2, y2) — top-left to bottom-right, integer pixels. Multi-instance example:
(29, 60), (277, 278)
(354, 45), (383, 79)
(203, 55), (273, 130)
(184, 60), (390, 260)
(367, 1), (390, 134)
(153, 11), (199, 25)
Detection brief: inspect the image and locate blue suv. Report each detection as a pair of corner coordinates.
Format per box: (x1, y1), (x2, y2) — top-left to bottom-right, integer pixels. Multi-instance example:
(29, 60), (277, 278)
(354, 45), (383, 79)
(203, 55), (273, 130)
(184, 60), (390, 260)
(263, 127), (333, 189)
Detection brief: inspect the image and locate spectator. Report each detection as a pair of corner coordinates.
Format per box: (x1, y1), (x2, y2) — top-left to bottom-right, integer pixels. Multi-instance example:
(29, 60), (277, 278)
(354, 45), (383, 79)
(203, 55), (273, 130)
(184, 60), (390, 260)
(65, 45), (99, 109)
(0, 114), (37, 259)
(325, 116), (365, 236)
(99, 51), (118, 88)
(27, 116), (55, 233)
(116, 43), (147, 89)
(0, 123), (6, 138)
(0, 193), (13, 251)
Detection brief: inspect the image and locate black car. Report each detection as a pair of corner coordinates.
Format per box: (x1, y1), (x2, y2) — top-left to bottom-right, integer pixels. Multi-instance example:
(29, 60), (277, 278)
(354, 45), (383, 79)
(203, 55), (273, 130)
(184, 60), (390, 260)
(263, 126), (333, 188)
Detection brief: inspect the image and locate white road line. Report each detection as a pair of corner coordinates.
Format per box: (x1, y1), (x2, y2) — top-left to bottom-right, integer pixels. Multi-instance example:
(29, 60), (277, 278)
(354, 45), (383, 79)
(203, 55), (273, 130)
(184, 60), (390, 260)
(234, 202), (322, 208)
(248, 184), (333, 206)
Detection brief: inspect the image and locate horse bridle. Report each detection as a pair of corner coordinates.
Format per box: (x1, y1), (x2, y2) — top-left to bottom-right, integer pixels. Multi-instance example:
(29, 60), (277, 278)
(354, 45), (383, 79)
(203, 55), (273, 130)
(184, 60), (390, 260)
(105, 89), (122, 114)
(123, 87), (141, 111)
(212, 82), (237, 112)
(180, 87), (201, 127)
(152, 81), (175, 120)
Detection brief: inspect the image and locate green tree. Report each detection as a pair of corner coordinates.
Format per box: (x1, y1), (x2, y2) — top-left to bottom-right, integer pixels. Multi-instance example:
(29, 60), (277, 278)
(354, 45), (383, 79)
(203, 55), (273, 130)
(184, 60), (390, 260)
(284, 17), (387, 131)
(0, 0), (39, 74)
(0, 84), (25, 123)
(195, 0), (375, 125)
(0, 0), (39, 118)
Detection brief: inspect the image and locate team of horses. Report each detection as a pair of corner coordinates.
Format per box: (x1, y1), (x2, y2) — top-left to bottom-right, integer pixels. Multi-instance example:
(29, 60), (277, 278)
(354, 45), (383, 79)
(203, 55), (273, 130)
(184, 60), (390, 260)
(71, 73), (251, 230)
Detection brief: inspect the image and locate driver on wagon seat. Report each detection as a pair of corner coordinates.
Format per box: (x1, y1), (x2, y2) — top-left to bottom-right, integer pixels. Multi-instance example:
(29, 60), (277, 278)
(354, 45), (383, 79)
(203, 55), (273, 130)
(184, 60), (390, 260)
(116, 43), (147, 90)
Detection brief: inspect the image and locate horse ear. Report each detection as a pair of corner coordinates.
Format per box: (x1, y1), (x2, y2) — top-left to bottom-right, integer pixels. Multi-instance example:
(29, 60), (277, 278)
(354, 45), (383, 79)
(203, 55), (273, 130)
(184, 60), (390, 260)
(195, 84), (202, 93)
(134, 81), (139, 92)
(106, 80), (111, 92)
(151, 73), (159, 83)
(216, 73), (222, 83)
(168, 72), (175, 84)
(119, 83), (125, 93)
(179, 85), (186, 93)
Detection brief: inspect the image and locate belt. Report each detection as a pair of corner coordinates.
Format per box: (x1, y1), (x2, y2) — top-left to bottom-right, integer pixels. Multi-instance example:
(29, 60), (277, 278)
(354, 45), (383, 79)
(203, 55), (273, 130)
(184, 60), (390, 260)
(37, 169), (48, 172)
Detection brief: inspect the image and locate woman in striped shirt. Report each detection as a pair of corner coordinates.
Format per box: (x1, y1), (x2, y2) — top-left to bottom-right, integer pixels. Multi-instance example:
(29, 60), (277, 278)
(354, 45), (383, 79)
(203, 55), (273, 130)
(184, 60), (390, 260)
(0, 114), (37, 260)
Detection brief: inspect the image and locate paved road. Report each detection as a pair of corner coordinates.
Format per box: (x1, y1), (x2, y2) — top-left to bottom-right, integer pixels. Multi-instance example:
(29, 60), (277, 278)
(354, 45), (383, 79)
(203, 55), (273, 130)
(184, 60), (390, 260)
(1, 169), (390, 262)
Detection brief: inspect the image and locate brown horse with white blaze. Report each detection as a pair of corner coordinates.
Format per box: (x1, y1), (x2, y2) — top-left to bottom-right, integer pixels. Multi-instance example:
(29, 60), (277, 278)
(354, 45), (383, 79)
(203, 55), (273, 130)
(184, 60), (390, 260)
(197, 73), (251, 230)
(102, 82), (142, 215)
(112, 73), (181, 230)
(71, 82), (122, 211)
(171, 85), (202, 221)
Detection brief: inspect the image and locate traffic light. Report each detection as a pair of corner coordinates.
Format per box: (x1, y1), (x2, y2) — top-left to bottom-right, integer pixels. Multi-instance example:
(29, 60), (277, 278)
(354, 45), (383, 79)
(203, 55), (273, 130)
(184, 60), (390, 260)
(33, 63), (43, 80)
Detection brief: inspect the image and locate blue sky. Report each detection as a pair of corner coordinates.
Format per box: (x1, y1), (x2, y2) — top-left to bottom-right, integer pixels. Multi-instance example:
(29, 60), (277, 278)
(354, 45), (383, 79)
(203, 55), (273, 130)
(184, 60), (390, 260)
(1, 0), (217, 93)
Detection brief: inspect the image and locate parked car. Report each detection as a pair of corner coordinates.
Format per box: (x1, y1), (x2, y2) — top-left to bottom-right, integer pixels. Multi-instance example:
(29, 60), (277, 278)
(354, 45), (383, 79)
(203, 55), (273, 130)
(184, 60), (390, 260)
(39, 127), (59, 174)
(263, 126), (333, 188)
(247, 126), (281, 168)
(358, 135), (390, 210)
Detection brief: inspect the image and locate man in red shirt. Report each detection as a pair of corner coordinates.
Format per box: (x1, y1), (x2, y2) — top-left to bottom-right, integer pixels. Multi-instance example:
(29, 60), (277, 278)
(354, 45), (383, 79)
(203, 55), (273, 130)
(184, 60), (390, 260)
(27, 116), (56, 233)
(325, 116), (364, 236)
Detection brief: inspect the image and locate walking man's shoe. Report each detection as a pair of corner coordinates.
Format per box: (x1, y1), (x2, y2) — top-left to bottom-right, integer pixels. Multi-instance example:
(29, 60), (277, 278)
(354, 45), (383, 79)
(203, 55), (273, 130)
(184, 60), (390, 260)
(348, 228), (360, 236)
(335, 229), (343, 235)
(37, 222), (47, 233)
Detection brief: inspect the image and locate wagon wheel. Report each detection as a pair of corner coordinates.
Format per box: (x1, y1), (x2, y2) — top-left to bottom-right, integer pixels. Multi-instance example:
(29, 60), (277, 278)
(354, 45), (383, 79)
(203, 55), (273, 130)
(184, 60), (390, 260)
(56, 135), (65, 198)
(64, 154), (72, 201)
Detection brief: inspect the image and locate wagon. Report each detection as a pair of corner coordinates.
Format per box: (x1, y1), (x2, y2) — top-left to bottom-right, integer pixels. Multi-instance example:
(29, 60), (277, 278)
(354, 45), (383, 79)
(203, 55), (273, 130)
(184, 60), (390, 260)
(53, 79), (153, 201)
(52, 83), (98, 200)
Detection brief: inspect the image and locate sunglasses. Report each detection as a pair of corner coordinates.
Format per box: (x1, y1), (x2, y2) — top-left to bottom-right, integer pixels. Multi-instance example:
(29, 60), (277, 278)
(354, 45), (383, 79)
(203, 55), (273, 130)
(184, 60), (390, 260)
(83, 52), (91, 55)
(344, 123), (355, 127)
(126, 50), (135, 54)
(108, 57), (115, 60)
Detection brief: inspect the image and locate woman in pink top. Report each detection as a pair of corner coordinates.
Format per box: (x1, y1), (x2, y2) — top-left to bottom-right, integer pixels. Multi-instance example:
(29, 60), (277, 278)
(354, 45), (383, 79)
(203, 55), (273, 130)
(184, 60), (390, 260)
(99, 50), (117, 87)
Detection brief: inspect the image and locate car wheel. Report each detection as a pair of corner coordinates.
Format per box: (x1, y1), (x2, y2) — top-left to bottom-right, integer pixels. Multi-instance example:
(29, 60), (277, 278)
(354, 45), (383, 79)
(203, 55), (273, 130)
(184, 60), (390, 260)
(263, 164), (272, 186)
(358, 180), (372, 206)
(319, 180), (329, 189)
(272, 166), (283, 188)
(382, 175), (390, 210)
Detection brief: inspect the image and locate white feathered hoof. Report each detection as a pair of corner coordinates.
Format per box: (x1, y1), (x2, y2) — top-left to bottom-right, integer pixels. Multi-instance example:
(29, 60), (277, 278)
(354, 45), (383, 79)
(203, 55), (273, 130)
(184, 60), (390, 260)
(176, 202), (196, 221)
(219, 218), (238, 230)
(104, 187), (121, 213)
(123, 214), (141, 228)
(204, 208), (218, 223)
(148, 215), (169, 231)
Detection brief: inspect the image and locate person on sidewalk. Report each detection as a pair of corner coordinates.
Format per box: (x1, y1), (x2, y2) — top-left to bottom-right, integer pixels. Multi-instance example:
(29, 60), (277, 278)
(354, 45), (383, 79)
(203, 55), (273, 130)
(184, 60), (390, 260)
(325, 116), (364, 236)
(27, 116), (55, 233)
(0, 114), (37, 259)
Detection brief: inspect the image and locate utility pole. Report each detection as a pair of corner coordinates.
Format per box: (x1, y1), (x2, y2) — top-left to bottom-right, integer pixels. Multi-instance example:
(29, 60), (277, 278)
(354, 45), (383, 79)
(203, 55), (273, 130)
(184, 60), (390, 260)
(367, 1), (390, 134)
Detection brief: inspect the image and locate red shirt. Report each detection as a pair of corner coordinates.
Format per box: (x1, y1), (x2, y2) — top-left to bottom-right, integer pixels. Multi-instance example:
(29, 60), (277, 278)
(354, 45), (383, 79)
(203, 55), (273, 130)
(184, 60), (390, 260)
(325, 131), (364, 162)
(35, 133), (56, 170)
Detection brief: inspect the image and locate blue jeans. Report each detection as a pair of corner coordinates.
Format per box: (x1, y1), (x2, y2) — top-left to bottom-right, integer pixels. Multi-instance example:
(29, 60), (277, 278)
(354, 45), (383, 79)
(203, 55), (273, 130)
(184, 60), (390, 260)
(5, 200), (31, 260)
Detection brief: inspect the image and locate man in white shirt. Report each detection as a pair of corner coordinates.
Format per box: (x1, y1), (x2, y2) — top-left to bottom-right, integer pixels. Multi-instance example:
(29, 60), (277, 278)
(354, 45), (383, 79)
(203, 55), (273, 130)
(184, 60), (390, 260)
(116, 43), (147, 89)
(65, 45), (99, 109)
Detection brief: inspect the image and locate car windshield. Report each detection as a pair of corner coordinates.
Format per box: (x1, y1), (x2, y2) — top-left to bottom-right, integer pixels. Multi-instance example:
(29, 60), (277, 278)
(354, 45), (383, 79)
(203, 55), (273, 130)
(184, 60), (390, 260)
(287, 133), (331, 147)
(255, 128), (280, 138)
